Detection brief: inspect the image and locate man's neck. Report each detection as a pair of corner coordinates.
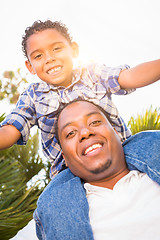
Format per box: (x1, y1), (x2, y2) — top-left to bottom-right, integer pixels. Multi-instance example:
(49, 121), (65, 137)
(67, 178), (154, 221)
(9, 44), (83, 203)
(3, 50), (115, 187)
(88, 168), (130, 190)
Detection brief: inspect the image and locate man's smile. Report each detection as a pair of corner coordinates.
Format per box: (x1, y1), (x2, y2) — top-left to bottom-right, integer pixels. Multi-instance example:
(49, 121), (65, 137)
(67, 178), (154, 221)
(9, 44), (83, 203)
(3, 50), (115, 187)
(83, 143), (103, 156)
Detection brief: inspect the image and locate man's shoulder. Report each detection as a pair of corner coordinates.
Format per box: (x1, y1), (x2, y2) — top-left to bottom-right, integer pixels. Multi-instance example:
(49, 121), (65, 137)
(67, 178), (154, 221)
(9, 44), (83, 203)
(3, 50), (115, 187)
(42, 169), (77, 193)
(37, 169), (83, 205)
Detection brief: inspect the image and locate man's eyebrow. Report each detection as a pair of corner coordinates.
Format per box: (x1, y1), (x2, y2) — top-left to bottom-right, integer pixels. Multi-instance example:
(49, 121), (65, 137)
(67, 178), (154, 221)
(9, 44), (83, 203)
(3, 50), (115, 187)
(61, 111), (102, 131)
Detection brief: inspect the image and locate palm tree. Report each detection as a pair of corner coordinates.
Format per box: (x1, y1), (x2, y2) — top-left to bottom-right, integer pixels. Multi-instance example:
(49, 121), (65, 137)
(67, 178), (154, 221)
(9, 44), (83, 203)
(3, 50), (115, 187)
(0, 114), (49, 239)
(0, 69), (28, 104)
(0, 156), (41, 239)
(128, 106), (160, 134)
(0, 68), (50, 239)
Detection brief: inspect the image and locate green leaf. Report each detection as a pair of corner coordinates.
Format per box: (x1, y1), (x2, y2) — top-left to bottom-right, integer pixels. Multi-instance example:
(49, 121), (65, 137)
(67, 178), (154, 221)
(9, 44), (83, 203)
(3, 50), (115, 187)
(128, 106), (160, 134)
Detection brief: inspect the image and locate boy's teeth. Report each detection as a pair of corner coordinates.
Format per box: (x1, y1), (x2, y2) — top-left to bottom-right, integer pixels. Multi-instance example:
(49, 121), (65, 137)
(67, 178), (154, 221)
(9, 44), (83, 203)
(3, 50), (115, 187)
(47, 66), (61, 74)
(84, 144), (102, 155)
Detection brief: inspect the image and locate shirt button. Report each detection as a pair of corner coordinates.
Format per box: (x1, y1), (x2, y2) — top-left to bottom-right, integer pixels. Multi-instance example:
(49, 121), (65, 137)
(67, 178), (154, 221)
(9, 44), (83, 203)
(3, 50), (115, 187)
(43, 107), (48, 112)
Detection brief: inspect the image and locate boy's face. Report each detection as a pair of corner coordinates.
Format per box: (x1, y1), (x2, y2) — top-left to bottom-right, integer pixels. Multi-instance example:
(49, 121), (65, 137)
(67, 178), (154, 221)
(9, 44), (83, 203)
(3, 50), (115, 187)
(58, 101), (128, 184)
(25, 29), (78, 87)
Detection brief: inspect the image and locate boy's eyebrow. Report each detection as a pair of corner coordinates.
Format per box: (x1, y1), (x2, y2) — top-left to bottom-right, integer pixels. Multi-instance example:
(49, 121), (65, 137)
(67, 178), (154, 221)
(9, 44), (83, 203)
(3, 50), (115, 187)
(61, 111), (102, 131)
(29, 49), (41, 57)
(29, 41), (65, 57)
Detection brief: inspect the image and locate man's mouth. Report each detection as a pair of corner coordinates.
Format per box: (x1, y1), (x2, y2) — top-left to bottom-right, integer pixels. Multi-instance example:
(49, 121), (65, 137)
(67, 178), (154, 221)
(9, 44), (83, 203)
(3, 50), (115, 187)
(47, 66), (62, 75)
(84, 143), (102, 155)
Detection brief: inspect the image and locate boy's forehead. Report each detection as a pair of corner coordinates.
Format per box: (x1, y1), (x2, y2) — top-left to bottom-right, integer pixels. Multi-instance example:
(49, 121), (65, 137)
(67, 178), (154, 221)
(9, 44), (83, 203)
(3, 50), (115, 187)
(27, 29), (70, 52)
(31, 29), (68, 42)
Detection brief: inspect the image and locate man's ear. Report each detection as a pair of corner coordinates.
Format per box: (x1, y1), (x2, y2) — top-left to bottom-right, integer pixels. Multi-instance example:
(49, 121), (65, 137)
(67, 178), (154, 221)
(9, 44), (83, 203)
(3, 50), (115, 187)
(71, 42), (79, 58)
(62, 152), (68, 167)
(113, 127), (118, 135)
(25, 60), (36, 75)
(113, 127), (122, 140)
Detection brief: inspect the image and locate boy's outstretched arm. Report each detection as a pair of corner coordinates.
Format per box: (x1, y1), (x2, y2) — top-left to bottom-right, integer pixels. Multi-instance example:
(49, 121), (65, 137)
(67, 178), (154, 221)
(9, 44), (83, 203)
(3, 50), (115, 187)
(0, 125), (21, 150)
(118, 59), (160, 89)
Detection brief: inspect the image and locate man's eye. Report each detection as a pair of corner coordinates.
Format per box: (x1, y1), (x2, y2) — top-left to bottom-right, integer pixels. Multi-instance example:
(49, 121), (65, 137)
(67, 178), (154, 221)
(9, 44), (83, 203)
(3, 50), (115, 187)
(90, 120), (101, 126)
(66, 130), (76, 138)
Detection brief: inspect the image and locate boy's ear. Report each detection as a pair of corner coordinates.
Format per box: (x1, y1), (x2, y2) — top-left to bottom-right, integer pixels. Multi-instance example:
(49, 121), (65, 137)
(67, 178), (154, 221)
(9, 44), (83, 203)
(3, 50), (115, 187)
(71, 42), (79, 58)
(62, 152), (68, 167)
(25, 60), (36, 75)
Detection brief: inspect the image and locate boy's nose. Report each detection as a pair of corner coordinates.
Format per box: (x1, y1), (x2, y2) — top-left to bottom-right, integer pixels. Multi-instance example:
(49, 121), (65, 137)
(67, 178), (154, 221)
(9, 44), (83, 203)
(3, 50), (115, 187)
(79, 127), (95, 142)
(45, 52), (56, 64)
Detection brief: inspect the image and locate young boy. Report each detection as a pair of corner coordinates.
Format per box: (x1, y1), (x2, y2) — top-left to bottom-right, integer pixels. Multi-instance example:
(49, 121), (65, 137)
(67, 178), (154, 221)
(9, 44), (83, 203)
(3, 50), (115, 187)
(0, 19), (160, 179)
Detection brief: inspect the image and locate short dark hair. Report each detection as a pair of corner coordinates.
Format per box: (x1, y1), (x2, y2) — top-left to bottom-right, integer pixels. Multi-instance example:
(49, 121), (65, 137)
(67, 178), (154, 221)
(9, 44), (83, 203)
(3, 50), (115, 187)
(55, 97), (115, 146)
(22, 20), (73, 59)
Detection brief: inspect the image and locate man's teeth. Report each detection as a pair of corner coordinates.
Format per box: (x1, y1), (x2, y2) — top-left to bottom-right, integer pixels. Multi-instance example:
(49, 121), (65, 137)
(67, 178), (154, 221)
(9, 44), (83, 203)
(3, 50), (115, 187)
(47, 66), (61, 74)
(84, 144), (102, 155)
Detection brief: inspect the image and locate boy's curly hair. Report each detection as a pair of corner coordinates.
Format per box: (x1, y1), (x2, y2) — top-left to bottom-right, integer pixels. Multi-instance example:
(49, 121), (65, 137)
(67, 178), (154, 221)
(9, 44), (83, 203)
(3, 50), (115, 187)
(22, 20), (73, 59)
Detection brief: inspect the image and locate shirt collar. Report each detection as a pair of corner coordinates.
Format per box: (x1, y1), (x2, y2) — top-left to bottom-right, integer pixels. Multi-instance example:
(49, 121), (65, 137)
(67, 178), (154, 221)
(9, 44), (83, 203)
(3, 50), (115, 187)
(84, 170), (143, 193)
(37, 66), (84, 92)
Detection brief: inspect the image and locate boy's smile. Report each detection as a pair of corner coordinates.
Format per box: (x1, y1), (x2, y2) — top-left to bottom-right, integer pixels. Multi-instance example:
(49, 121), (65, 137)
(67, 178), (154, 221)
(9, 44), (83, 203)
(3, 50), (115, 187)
(25, 29), (78, 87)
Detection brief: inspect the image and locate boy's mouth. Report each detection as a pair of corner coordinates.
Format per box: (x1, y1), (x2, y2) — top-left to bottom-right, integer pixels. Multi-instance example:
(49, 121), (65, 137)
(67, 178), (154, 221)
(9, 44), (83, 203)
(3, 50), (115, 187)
(47, 66), (62, 75)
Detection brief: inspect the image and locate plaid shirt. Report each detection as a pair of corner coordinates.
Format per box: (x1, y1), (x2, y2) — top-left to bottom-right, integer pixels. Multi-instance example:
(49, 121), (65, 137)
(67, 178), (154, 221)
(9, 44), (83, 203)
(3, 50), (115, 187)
(1, 63), (134, 177)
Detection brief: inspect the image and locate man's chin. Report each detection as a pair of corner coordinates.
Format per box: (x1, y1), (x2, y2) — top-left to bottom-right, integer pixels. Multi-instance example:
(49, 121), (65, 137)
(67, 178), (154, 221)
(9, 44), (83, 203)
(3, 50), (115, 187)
(90, 159), (112, 174)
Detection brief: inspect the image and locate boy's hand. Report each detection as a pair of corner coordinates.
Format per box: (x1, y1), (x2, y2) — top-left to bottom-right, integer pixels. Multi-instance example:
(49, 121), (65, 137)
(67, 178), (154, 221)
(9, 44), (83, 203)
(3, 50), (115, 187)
(118, 59), (160, 89)
(0, 125), (21, 150)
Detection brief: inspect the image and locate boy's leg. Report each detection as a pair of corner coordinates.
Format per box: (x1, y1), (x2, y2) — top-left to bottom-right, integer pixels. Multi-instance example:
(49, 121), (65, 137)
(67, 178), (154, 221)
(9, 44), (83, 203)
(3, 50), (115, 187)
(123, 131), (160, 184)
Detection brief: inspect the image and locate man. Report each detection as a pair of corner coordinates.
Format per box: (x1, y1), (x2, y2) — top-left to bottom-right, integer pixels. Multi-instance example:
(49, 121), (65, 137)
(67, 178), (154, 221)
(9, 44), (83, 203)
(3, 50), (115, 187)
(34, 99), (160, 240)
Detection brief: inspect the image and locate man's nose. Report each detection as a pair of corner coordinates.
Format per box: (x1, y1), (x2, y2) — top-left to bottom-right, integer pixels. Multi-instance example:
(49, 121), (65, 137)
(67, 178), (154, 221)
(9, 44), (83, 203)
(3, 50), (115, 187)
(79, 127), (95, 142)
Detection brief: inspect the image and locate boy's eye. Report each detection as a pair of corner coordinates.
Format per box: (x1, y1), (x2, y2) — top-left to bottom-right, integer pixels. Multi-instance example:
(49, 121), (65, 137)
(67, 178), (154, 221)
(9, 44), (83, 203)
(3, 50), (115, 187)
(34, 54), (42, 59)
(53, 47), (62, 51)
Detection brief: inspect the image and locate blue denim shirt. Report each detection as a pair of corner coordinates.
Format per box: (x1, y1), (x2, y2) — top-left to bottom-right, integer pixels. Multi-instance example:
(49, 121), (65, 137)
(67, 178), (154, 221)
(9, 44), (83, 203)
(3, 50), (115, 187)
(34, 169), (94, 240)
(34, 131), (160, 239)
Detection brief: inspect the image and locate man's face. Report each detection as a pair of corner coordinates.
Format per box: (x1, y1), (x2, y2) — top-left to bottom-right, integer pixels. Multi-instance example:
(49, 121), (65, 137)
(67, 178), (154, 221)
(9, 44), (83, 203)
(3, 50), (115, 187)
(25, 29), (78, 87)
(58, 101), (127, 183)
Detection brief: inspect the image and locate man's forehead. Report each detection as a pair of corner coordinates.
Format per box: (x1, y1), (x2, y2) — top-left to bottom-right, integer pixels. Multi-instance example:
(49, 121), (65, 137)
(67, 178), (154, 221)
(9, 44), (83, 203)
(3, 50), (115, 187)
(58, 101), (104, 129)
(60, 101), (100, 118)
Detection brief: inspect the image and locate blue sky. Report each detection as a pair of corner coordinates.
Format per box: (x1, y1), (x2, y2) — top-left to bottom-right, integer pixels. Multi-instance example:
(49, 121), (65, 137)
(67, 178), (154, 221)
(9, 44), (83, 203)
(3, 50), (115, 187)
(0, 0), (159, 122)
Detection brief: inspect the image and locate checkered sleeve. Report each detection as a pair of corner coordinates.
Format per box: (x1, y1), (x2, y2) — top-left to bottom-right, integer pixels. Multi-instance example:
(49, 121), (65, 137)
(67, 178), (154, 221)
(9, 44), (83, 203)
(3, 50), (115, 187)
(92, 63), (135, 95)
(0, 88), (37, 145)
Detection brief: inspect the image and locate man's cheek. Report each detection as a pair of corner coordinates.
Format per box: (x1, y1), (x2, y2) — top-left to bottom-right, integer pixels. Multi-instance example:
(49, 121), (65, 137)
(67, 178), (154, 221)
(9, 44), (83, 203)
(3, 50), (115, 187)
(63, 148), (74, 160)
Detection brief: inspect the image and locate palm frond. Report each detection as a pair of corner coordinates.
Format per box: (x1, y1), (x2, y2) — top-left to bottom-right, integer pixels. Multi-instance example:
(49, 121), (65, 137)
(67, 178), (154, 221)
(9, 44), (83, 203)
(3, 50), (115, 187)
(0, 131), (45, 239)
(128, 106), (160, 134)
